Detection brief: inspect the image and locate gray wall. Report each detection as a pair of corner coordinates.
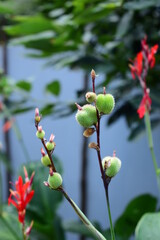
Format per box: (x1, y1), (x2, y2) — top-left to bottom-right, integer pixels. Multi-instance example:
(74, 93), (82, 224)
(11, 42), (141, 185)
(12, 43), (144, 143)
(1, 46), (160, 240)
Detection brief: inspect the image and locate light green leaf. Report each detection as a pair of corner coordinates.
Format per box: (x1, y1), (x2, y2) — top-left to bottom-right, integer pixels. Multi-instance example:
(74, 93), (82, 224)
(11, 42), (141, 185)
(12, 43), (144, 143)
(135, 212), (160, 240)
(124, 0), (159, 10)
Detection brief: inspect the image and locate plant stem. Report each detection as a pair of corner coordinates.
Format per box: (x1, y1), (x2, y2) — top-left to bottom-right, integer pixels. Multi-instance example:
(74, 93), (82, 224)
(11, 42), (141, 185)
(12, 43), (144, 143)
(144, 110), (160, 190)
(80, 72), (89, 240)
(92, 74), (116, 240)
(105, 188), (115, 240)
(0, 161), (2, 215)
(60, 187), (106, 240)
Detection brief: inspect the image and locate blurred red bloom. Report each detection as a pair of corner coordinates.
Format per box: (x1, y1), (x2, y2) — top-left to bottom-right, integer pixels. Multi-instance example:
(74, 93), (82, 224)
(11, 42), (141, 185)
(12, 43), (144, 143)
(148, 44), (159, 68)
(2, 119), (14, 132)
(129, 52), (143, 79)
(137, 91), (152, 119)
(8, 168), (34, 223)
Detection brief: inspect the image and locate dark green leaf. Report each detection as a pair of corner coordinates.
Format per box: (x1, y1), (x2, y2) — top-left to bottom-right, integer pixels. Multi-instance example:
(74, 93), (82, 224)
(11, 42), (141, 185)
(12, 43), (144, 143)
(40, 104), (55, 116)
(16, 80), (32, 92)
(46, 80), (61, 96)
(114, 194), (157, 239)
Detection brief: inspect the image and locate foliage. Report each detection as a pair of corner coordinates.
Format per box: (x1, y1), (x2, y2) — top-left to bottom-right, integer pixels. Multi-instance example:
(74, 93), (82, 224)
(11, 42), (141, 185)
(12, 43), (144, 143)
(1, 0), (160, 139)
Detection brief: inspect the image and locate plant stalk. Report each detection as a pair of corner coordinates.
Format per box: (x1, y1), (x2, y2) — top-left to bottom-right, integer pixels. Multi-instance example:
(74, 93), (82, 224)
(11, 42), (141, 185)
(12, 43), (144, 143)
(60, 188), (106, 240)
(92, 74), (116, 240)
(144, 110), (160, 189)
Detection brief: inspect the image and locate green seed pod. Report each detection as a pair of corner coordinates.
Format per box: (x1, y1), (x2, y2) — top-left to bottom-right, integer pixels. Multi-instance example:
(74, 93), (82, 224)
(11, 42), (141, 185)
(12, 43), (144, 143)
(102, 156), (121, 177)
(48, 173), (63, 189)
(46, 142), (55, 151)
(76, 104), (97, 128)
(41, 155), (51, 167)
(96, 94), (115, 114)
(36, 130), (45, 139)
(85, 92), (96, 103)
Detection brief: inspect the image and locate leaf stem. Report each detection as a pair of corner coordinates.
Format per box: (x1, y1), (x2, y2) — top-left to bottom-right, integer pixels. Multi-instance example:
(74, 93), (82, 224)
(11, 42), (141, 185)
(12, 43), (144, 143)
(60, 187), (106, 240)
(0, 161), (2, 215)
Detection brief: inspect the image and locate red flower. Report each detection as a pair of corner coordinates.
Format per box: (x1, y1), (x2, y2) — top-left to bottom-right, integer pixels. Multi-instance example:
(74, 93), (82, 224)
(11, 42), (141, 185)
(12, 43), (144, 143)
(8, 168), (34, 223)
(129, 52), (143, 79)
(137, 90), (152, 119)
(148, 44), (159, 68)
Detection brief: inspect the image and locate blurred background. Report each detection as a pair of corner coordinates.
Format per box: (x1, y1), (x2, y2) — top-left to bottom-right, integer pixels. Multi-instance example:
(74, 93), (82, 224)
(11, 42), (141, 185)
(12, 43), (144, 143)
(0, 1), (160, 240)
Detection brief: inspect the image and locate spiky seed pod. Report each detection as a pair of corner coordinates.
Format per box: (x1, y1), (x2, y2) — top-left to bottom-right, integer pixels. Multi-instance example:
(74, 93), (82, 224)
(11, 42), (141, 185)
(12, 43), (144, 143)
(85, 92), (96, 103)
(48, 173), (63, 189)
(36, 126), (45, 139)
(102, 156), (121, 177)
(41, 155), (51, 167)
(76, 104), (97, 128)
(96, 94), (115, 114)
(46, 142), (55, 151)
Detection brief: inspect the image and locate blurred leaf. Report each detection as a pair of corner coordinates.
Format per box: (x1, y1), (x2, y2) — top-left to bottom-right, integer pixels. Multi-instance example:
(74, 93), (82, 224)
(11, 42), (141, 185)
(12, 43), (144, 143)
(123, 0), (159, 10)
(16, 80), (32, 92)
(0, 208), (22, 240)
(40, 103), (55, 116)
(0, 151), (12, 171)
(46, 80), (61, 96)
(63, 221), (102, 239)
(114, 194), (157, 240)
(128, 118), (160, 140)
(115, 11), (133, 40)
(4, 15), (54, 36)
(12, 106), (34, 114)
(135, 212), (160, 240)
(0, 1), (14, 14)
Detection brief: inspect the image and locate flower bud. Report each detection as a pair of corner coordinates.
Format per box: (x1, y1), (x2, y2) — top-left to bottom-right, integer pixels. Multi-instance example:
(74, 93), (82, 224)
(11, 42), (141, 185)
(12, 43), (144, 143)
(48, 172), (63, 189)
(102, 156), (121, 177)
(85, 92), (96, 103)
(96, 93), (115, 114)
(36, 126), (45, 139)
(75, 104), (97, 128)
(35, 108), (41, 123)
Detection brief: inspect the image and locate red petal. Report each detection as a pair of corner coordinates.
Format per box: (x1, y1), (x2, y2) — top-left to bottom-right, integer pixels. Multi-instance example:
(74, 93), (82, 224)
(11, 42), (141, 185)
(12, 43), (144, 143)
(25, 190), (34, 206)
(137, 105), (146, 119)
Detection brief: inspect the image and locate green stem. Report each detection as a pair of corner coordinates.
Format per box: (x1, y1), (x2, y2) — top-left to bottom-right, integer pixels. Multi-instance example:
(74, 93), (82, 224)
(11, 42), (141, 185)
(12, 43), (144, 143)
(0, 161), (2, 215)
(105, 188), (115, 240)
(144, 111), (160, 189)
(61, 188), (106, 240)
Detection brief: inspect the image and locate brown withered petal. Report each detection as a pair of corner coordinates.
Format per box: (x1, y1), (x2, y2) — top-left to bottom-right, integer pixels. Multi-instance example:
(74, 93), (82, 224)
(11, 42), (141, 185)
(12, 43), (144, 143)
(88, 142), (100, 151)
(83, 128), (95, 137)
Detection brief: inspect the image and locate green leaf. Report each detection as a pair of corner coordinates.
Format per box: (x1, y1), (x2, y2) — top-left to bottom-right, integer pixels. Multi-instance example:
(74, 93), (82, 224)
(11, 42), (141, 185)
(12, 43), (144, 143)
(16, 80), (32, 92)
(0, 208), (22, 240)
(135, 212), (160, 240)
(4, 15), (54, 36)
(0, 151), (12, 171)
(114, 194), (157, 239)
(40, 104), (55, 116)
(123, 0), (159, 10)
(115, 11), (133, 40)
(63, 221), (102, 239)
(45, 81), (61, 96)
